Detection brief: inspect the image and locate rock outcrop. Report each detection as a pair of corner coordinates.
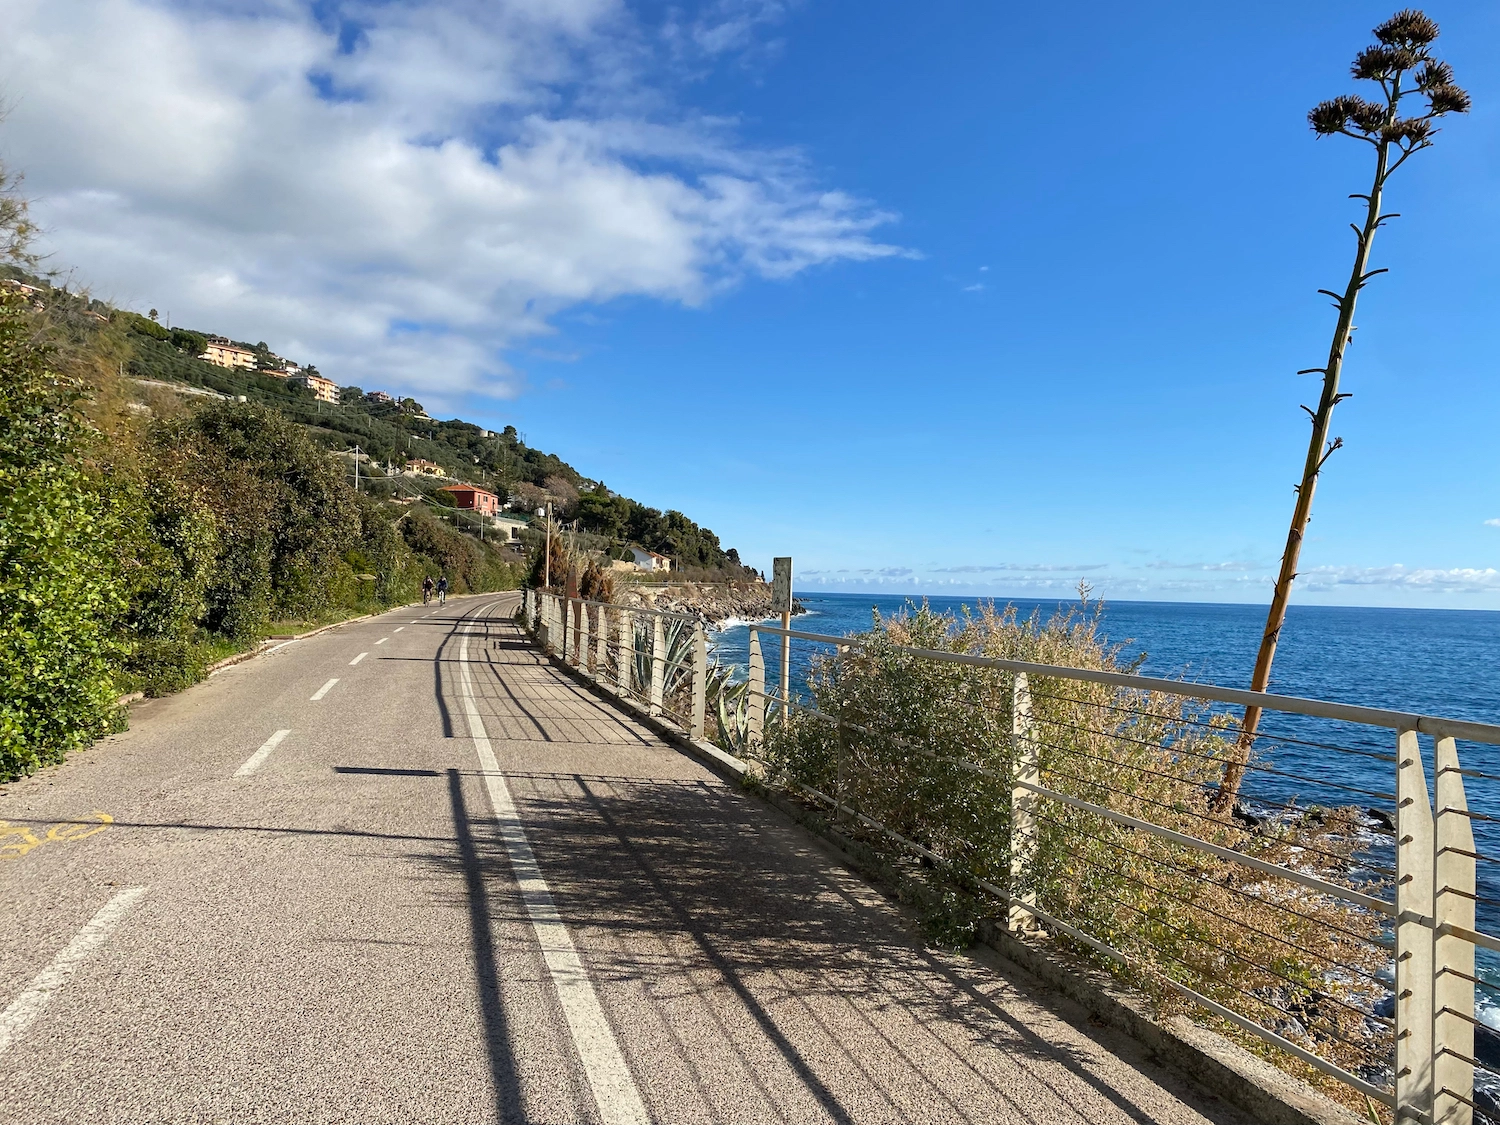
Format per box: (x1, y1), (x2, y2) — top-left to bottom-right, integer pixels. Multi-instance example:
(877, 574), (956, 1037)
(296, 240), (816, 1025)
(619, 579), (805, 627)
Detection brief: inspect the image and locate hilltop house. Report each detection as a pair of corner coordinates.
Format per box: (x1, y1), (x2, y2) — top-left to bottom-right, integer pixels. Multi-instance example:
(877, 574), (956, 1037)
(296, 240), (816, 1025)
(365, 390), (393, 405)
(439, 484), (500, 517)
(628, 547), (672, 572)
(406, 459), (447, 478)
(201, 337), (257, 370)
(292, 372), (338, 404)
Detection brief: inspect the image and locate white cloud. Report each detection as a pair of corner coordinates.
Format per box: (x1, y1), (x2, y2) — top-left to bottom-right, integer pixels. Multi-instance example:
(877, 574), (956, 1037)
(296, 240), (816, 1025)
(1300, 565), (1500, 593)
(1485, 519), (1500, 528)
(0, 0), (904, 404)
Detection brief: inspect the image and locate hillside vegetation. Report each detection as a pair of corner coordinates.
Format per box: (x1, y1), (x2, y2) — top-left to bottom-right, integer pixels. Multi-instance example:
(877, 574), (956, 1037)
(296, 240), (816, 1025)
(112, 301), (747, 573)
(0, 283), (529, 780)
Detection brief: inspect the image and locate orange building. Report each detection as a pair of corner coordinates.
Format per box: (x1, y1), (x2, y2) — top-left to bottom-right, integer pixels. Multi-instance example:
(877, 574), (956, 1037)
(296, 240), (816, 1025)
(440, 484), (500, 517)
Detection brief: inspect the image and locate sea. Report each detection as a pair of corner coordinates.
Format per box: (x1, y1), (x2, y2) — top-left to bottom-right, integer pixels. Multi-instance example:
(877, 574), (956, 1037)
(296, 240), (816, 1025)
(711, 592), (1500, 1029)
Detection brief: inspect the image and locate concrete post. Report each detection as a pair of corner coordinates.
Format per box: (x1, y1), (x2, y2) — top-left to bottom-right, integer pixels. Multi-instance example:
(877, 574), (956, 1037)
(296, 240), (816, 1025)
(650, 615), (665, 717)
(595, 605), (608, 679)
(748, 629), (765, 748)
(834, 644), (851, 815)
(578, 601), (590, 672)
(1434, 734), (1475, 1125)
(1008, 672), (1039, 933)
(1396, 728), (1435, 1122)
(690, 622), (707, 741)
(617, 609), (633, 697)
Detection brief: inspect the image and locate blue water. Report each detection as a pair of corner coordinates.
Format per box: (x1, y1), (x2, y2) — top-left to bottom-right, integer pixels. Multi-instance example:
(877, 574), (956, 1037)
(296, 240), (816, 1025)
(712, 593), (1500, 1001)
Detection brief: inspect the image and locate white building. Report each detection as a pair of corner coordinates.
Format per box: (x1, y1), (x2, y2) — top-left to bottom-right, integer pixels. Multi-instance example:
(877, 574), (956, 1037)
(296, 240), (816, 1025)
(628, 547), (672, 572)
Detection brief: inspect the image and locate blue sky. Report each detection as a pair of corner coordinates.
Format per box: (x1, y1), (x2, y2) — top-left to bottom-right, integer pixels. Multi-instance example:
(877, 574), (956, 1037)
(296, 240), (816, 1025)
(4, 1), (1498, 606)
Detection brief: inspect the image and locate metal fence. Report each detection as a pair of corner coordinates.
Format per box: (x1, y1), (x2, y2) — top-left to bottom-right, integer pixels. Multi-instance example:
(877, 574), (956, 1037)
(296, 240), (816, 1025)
(523, 589), (710, 741)
(737, 621), (1500, 1125)
(521, 586), (1500, 1123)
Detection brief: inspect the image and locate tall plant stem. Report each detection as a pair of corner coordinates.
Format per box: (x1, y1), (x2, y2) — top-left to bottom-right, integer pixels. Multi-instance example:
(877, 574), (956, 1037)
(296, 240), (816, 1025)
(1215, 134), (1393, 811)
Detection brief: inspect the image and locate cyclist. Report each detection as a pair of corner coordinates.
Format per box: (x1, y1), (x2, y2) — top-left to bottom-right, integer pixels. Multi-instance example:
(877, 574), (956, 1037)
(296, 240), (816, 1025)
(437, 575), (448, 606)
(422, 575), (434, 605)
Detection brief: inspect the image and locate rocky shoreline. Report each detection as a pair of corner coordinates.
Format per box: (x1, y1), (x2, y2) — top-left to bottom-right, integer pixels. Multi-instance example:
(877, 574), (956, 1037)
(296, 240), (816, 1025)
(620, 579), (806, 627)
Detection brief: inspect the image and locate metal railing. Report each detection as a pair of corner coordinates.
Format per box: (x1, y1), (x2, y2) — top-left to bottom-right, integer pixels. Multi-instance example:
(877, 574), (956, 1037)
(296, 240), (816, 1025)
(737, 621), (1500, 1125)
(523, 589), (709, 741)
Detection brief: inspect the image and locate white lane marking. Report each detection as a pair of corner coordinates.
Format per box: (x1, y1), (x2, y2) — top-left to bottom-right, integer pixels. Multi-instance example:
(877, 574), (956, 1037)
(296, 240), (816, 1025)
(393, 627), (404, 633)
(235, 729), (292, 777)
(310, 678), (339, 701)
(0, 886), (149, 1056)
(375, 637), (388, 645)
(458, 629), (648, 1125)
(266, 639), (300, 655)
(349, 652), (367, 666)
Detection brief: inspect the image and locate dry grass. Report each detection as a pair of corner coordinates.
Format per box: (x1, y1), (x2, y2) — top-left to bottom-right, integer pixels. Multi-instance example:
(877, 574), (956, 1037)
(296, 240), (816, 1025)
(760, 597), (1391, 1115)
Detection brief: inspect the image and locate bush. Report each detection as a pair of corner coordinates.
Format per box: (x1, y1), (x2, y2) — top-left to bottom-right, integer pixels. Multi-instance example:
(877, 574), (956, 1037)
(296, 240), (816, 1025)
(0, 294), (126, 777)
(763, 599), (1386, 1103)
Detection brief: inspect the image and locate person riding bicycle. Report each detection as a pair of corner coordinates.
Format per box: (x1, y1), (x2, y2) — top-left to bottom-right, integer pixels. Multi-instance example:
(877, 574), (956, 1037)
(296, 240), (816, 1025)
(422, 575), (434, 604)
(436, 575), (448, 605)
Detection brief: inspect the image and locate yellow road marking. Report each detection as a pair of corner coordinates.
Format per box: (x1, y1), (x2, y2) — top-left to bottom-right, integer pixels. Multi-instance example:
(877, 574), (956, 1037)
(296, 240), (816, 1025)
(0, 812), (112, 861)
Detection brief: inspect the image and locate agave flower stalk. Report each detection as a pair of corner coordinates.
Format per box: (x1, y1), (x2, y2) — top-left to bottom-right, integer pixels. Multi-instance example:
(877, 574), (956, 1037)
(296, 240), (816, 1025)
(1218, 9), (1470, 810)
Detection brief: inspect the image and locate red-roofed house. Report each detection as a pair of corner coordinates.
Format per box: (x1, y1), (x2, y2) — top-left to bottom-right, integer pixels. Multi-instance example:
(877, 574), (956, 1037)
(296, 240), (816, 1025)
(440, 484), (500, 517)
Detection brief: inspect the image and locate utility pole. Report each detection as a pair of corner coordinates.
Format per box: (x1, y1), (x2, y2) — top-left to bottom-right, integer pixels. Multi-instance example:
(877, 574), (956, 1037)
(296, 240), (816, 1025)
(352, 444), (360, 492)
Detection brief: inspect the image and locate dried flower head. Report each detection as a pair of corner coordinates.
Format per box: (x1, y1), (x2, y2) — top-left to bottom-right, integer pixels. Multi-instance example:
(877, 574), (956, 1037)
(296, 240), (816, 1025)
(1382, 117), (1432, 145)
(1352, 44), (1417, 80)
(1415, 60), (1454, 91)
(1309, 10), (1469, 143)
(1428, 84), (1472, 115)
(1308, 95), (1387, 136)
(1373, 9), (1440, 48)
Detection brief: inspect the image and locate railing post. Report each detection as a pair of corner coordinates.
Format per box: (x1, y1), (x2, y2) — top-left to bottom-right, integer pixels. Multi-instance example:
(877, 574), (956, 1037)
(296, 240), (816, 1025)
(595, 605), (608, 679)
(748, 629), (765, 748)
(617, 609), (633, 697)
(541, 593), (553, 652)
(1434, 734), (1475, 1125)
(1396, 728), (1436, 1123)
(834, 643), (851, 816)
(650, 614), (666, 717)
(578, 601), (591, 672)
(690, 621), (707, 741)
(1008, 671), (1039, 933)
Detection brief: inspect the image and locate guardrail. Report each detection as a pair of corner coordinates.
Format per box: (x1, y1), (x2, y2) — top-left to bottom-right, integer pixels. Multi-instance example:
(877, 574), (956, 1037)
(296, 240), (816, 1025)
(523, 588), (709, 741)
(737, 621), (1500, 1125)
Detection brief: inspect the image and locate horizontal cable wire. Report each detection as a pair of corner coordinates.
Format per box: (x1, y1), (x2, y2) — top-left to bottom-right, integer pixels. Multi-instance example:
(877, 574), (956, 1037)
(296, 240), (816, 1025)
(1026, 686), (1400, 763)
(1040, 839), (1393, 1030)
(1030, 807), (1395, 956)
(1034, 754), (1383, 878)
(1032, 886), (1389, 1058)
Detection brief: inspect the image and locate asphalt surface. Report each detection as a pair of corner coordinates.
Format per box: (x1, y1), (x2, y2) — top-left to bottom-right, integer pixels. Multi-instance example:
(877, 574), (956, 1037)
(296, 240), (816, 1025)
(0, 594), (1256, 1124)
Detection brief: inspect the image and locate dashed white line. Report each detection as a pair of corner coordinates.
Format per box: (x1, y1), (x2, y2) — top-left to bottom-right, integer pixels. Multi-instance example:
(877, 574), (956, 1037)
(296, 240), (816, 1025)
(393, 627), (404, 633)
(375, 637), (388, 645)
(310, 678), (339, 701)
(457, 628), (648, 1125)
(349, 652), (368, 666)
(0, 886), (149, 1056)
(235, 729), (292, 777)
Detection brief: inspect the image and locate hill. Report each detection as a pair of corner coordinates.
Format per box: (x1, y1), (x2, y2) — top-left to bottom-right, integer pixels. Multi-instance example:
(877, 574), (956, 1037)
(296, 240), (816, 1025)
(106, 298), (747, 575)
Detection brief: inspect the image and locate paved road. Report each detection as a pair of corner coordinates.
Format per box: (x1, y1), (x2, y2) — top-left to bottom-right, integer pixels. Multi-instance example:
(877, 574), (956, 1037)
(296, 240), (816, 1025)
(0, 594), (1254, 1124)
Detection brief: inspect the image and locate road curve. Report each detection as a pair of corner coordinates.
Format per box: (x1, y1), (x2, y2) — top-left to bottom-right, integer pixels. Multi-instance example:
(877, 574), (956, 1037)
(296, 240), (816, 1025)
(0, 593), (1253, 1124)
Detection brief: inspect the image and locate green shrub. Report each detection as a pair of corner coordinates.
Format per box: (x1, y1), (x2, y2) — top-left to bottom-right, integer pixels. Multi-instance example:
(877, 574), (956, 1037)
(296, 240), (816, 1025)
(0, 294), (126, 778)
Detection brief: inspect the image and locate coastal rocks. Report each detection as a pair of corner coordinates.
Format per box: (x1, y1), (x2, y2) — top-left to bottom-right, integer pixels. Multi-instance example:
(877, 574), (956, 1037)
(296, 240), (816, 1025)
(619, 580), (806, 628)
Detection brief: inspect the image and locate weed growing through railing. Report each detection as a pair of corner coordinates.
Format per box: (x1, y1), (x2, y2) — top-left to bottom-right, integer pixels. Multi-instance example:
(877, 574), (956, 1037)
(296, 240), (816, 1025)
(760, 598), (1391, 1113)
